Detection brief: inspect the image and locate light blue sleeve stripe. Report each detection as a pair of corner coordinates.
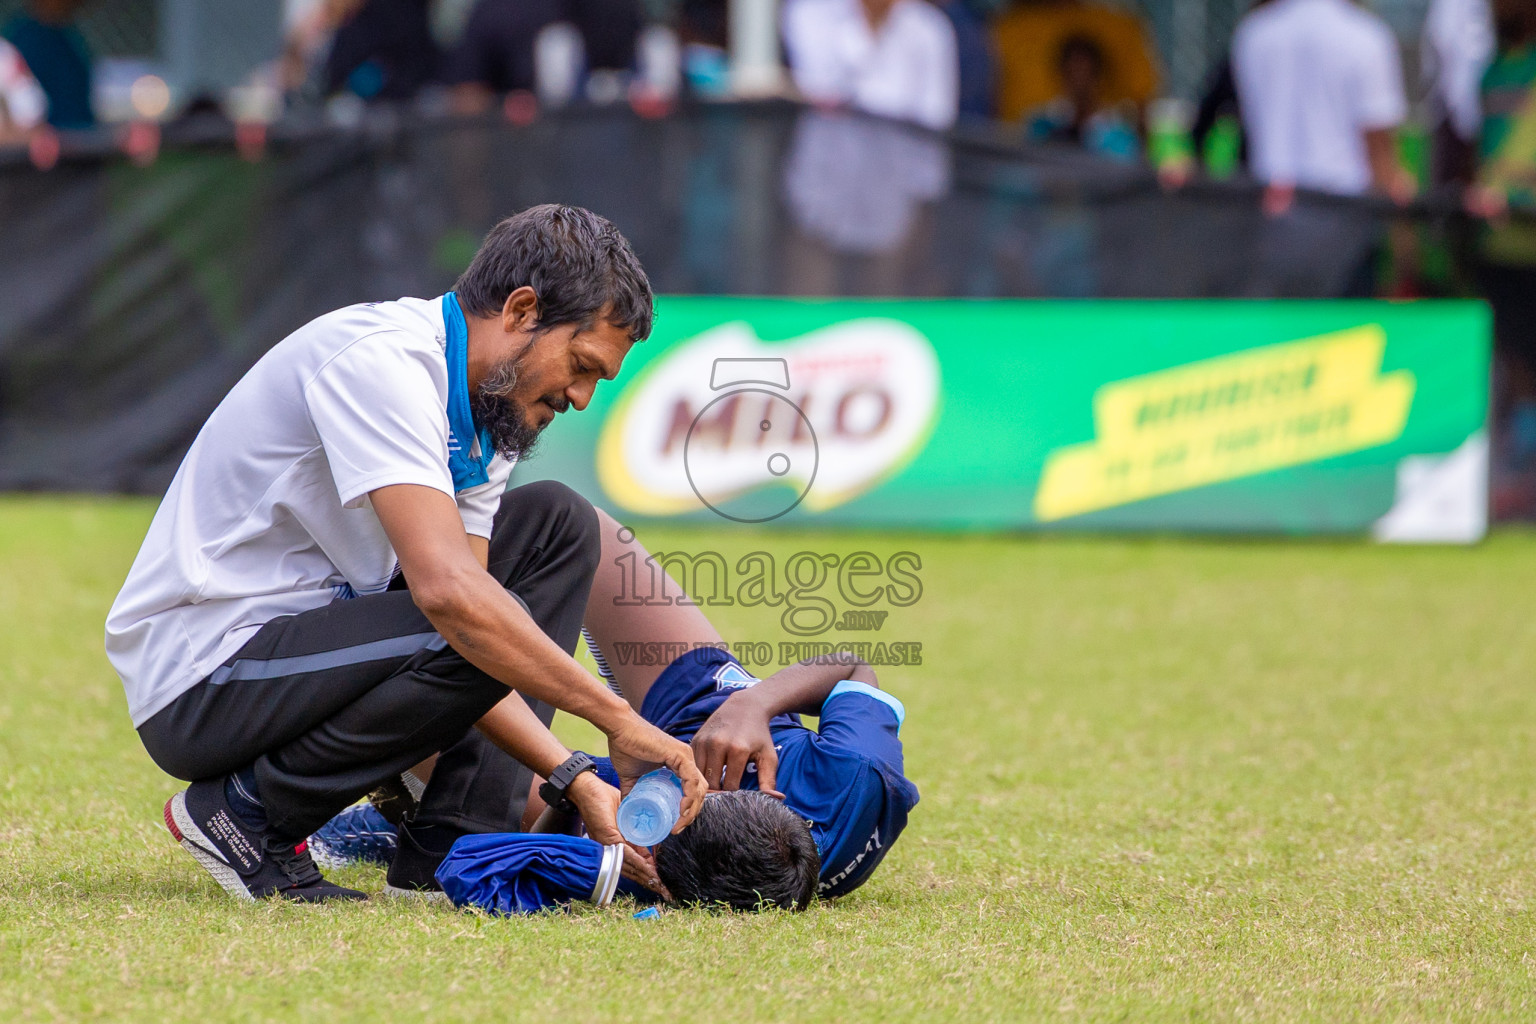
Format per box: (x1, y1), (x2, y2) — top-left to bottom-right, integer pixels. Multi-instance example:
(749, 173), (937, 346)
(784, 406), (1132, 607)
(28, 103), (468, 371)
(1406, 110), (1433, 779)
(825, 680), (905, 731)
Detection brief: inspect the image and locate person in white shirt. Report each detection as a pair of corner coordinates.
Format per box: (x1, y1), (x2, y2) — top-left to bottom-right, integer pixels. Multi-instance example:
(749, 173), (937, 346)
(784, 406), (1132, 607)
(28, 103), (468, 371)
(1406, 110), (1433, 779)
(1232, 0), (1412, 203)
(1422, 0), (1494, 182)
(783, 0), (960, 131)
(106, 204), (707, 903)
(1424, 0), (1494, 145)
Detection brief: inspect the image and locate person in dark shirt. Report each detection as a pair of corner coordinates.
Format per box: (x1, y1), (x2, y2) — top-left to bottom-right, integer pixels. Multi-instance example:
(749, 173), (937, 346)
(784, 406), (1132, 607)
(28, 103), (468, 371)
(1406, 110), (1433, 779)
(1190, 1), (1273, 174)
(443, 0), (560, 107)
(442, 0), (641, 111)
(1, 0), (92, 130)
(937, 0), (996, 123)
(323, 0), (440, 102)
(566, 0), (641, 74)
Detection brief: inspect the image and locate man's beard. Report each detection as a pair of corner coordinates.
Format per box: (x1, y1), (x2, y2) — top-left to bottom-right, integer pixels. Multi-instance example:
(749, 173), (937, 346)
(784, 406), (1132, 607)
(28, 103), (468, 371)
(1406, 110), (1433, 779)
(471, 351), (566, 462)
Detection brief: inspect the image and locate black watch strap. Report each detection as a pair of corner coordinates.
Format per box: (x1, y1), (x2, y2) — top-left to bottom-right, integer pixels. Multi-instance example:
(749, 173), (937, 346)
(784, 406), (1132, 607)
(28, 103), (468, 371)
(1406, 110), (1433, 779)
(539, 751), (598, 813)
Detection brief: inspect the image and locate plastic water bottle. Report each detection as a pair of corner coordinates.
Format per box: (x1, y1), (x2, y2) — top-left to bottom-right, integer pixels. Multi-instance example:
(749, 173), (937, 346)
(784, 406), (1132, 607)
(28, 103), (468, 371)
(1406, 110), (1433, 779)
(617, 768), (683, 846)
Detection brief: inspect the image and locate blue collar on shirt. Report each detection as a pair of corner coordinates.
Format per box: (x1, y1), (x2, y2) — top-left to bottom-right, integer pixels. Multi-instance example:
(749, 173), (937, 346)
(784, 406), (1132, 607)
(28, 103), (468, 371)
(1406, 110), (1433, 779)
(442, 291), (497, 492)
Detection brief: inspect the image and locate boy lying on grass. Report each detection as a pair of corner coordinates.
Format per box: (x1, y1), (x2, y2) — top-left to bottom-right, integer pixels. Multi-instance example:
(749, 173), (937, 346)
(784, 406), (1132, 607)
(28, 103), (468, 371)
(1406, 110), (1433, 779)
(313, 511), (919, 911)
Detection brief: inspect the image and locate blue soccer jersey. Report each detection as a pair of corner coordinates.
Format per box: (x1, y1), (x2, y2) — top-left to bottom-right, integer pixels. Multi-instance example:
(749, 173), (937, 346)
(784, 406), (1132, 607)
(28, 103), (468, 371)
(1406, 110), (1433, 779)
(597, 647), (919, 899)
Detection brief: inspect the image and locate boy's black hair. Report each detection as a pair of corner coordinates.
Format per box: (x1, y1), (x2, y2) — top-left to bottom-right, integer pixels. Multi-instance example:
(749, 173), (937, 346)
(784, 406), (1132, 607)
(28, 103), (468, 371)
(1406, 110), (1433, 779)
(654, 791), (820, 911)
(454, 204), (654, 343)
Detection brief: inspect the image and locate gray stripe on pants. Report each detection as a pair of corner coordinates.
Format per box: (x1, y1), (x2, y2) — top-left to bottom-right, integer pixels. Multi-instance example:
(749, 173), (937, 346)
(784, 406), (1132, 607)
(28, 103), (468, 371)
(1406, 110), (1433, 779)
(209, 631), (448, 686)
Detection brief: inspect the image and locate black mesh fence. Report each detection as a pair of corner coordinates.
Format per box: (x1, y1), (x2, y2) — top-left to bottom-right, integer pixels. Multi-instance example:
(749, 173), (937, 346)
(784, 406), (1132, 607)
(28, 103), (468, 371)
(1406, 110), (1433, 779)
(0, 100), (1498, 492)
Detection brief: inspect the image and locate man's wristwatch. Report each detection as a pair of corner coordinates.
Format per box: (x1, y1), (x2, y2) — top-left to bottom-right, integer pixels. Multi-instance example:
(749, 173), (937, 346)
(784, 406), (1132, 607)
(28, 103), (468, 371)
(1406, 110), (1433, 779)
(539, 751), (598, 814)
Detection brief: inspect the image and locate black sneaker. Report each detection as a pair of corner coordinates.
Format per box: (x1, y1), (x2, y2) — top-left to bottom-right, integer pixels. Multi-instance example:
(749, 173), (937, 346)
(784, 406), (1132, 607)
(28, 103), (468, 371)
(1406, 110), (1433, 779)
(381, 821), (456, 903)
(164, 778), (367, 903)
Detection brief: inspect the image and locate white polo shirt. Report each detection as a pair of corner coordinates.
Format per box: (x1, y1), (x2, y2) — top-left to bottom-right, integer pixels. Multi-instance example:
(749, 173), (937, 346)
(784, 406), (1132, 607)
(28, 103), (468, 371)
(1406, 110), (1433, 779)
(1422, 0), (1494, 141)
(1233, 0), (1407, 196)
(783, 0), (959, 131)
(106, 296), (513, 727)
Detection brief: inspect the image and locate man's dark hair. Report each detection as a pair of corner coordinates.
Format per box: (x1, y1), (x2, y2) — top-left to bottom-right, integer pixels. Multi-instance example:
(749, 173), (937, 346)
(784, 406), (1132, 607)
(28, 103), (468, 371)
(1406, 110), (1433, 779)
(654, 791), (820, 911)
(454, 204), (654, 342)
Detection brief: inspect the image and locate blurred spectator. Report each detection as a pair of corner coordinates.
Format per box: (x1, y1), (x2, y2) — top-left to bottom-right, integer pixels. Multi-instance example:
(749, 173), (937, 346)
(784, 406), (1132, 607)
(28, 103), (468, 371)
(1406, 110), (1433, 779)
(284, 0), (437, 104)
(935, 0), (994, 123)
(1025, 33), (1137, 160)
(677, 0), (730, 98)
(1232, 0), (1411, 202)
(1423, 0), (1494, 183)
(443, 0), (640, 111)
(991, 0), (1158, 124)
(1472, 0), (1536, 491)
(567, 0), (642, 74)
(782, 0), (959, 131)
(782, 109), (949, 293)
(443, 0), (558, 110)
(320, 0), (439, 102)
(1, 0), (92, 130)
(282, 0), (333, 97)
(0, 37), (46, 143)
(1190, 0), (1274, 176)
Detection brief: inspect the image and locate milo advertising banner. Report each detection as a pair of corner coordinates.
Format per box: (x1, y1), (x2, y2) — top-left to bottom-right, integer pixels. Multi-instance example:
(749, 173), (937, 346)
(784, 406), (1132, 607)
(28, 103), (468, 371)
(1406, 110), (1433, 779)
(514, 300), (1490, 541)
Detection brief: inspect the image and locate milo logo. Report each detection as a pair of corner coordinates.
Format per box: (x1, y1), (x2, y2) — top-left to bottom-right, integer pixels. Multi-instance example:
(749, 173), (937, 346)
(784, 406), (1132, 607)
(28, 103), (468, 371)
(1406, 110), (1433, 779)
(597, 319), (941, 521)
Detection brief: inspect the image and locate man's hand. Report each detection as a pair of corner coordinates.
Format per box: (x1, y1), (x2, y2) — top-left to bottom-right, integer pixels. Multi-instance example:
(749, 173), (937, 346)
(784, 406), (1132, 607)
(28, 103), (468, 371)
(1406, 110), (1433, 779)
(604, 717), (707, 834)
(686, 655), (880, 798)
(565, 771), (671, 899)
(691, 690), (784, 798)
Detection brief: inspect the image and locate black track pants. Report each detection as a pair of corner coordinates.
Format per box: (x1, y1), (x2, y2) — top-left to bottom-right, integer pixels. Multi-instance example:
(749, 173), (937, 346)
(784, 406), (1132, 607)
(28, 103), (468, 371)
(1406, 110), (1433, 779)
(137, 480), (599, 839)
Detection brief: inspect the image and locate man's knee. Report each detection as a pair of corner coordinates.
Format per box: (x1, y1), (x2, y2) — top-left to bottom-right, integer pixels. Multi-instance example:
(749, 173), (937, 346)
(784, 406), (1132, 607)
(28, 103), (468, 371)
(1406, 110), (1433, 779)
(503, 480), (593, 522)
(137, 715), (210, 783)
(496, 481), (599, 562)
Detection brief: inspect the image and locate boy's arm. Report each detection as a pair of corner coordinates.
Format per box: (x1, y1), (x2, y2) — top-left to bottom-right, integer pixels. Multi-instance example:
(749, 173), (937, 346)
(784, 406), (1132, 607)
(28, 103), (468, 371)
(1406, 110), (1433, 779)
(692, 657), (877, 797)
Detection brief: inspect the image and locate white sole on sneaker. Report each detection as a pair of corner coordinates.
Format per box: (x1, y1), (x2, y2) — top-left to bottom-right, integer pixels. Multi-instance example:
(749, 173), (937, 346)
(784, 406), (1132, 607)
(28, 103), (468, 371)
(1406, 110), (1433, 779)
(380, 884), (451, 905)
(164, 791), (255, 903)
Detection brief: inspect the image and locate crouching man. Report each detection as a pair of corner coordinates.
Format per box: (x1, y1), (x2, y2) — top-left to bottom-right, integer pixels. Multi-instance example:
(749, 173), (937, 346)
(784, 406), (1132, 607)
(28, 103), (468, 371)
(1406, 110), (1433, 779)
(105, 206), (706, 903)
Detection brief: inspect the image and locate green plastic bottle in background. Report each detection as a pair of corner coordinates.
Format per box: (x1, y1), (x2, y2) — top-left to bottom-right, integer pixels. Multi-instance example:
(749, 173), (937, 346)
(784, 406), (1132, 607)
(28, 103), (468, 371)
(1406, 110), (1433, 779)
(1147, 97), (1194, 174)
(1203, 115), (1242, 180)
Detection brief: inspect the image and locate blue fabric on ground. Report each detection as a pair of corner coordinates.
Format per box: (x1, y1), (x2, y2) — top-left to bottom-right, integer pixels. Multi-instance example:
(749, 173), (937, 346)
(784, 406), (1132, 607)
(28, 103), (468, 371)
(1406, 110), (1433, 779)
(436, 832), (606, 915)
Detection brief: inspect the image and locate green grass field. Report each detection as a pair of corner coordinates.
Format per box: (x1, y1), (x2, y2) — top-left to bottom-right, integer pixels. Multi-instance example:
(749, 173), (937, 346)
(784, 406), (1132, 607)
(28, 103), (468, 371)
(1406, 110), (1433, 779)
(3, 497), (1536, 1022)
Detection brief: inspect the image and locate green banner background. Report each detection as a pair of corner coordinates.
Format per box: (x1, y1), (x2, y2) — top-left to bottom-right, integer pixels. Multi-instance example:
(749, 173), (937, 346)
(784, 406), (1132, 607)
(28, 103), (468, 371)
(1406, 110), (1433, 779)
(512, 299), (1490, 535)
